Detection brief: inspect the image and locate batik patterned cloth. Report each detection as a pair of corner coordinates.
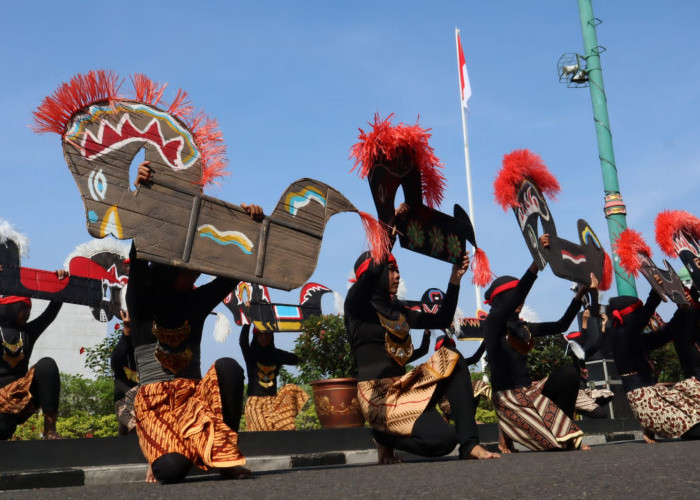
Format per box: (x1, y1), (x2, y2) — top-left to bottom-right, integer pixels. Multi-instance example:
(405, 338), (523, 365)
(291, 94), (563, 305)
(244, 384), (309, 431)
(116, 385), (139, 432)
(357, 347), (459, 436)
(0, 367), (36, 420)
(493, 377), (583, 451)
(575, 387), (614, 414)
(626, 377), (700, 439)
(134, 364), (245, 469)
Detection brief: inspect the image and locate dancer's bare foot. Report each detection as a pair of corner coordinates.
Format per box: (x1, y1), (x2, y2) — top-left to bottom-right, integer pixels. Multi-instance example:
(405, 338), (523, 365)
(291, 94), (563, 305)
(498, 430), (517, 454)
(376, 442), (402, 464)
(642, 429), (657, 444)
(464, 444), (500, 460)
(43, 430), (63, 440)
(145, 465), (157, 483)
(580, 444), (592, 451)
(220, 466), (253, 480)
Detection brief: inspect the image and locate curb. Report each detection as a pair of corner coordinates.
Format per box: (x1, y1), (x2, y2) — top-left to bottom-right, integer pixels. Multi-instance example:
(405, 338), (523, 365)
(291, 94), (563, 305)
(0, 431), (643, 491)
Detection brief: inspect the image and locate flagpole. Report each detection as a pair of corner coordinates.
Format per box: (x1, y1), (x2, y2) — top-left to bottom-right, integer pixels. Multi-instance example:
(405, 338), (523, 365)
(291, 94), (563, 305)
(455, 28), (482, 313)
(456, 28), (488, 381)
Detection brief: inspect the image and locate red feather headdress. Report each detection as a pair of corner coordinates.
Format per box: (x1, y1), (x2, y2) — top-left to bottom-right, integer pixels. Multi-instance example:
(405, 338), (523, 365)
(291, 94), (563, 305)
(655, 210), (700, 257)
(33, 70), (227, 187)
(613, 229), (652, 278)
(349, 113), (446, 209)
(493, 149), (560, 211)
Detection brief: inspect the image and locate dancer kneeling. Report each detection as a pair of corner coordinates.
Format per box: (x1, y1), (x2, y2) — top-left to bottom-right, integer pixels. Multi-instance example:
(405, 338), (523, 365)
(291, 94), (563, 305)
(345, 251), (498, 463)
(484, 235), (590, 452)
(128, 163), (256, 483)
(608, 284), (700, 443)
(0, 270), (66, 440)
(240, 324), (309, 431)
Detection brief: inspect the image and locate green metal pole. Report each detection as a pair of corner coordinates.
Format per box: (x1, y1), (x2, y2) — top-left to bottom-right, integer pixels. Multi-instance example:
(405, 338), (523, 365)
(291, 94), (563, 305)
(578, 0), (637, 297)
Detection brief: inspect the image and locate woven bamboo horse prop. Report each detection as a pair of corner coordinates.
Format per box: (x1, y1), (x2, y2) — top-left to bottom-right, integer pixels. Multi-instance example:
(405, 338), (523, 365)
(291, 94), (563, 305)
(223, 281), (332, 332)
(350, 114), (491, 287)
(494, 149), (612, 289)
(655, 210), (700, 290)
(0, 221), (129, 321)
(614, 229), (687, 305)
(33, 71), (388, 292)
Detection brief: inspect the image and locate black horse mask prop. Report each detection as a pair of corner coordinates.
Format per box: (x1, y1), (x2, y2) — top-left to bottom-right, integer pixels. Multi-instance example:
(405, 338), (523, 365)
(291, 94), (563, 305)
(614, 228), (687, 305)
(223, 281), (332, 332)
(494, 149), (611, 289)
(400, 286), (486, 340)
(656, 210), (700, 290)
(350, 114), (491, 287)
(0, 219), (128, 321)
(33, 71), (389, 291)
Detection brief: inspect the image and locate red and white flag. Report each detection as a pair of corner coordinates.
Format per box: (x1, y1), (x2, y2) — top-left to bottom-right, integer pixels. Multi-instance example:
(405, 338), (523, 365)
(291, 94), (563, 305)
(456, 30), (471, 110)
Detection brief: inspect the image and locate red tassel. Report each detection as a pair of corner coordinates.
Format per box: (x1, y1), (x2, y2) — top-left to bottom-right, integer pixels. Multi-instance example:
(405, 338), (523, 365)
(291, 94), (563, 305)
(471, 247), (493, 288)
(600, 250), (613, 291)
(32, 70), (121, 135)
(613, 229), (651, 278)
(655, 210), (700, 256)
(130, 74), (167, 107)
(493, 149), (560, 211)
(358, 211), (391, 264)
(349, 114), (446, 209)
(168, 89), (194, 121)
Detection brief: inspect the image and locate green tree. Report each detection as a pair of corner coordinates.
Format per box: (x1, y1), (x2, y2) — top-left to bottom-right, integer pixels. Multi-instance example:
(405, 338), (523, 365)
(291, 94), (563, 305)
(81, 322), (123, 377)
(527, 335), (572, 381)
(650, 342), (684, 383)
(292, 314), (357, 383)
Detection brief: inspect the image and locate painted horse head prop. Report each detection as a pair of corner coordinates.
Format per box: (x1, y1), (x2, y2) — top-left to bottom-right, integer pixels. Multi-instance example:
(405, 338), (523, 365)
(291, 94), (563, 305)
(399, 286), (486, 340)
(614, 228), (687, 305)
(63, 239), (130, 321)
(655, 210), (700, 290)
(350, 114), (491, 287)
(494, 149), (612, 290)
(0, 218), (129, 320)
(223, 281), (332, 332)
(33, 71), (389, 291)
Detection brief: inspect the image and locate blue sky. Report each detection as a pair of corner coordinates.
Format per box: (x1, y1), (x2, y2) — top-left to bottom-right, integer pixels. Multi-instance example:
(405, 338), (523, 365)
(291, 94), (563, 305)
(2, 1), (699, 371)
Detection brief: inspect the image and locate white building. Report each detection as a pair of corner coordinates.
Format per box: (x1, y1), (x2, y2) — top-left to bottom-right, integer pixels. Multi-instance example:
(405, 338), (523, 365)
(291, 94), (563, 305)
(28, 299), (109, 378)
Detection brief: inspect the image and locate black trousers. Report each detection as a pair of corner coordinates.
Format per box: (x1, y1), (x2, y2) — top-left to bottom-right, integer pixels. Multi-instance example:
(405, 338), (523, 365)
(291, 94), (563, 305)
(151, 358), (245, 484)
(372, 350), (480, 459)
(540, 364), (579, 420)
(0, 357), (60, 440)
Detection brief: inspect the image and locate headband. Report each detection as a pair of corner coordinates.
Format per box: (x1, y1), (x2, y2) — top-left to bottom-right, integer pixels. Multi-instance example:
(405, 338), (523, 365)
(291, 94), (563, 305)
(484, 279), (519, 305)
(611, 300), (643, 326)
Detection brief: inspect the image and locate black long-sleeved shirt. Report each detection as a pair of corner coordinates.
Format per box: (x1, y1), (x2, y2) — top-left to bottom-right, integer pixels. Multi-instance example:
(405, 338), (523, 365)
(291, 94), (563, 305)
(673, 306), (700, 380)
(0, 301), (62, 388)
(484, 269), (583, 393)
(345, 262), (460, 382)
(126, 243), (238, 379)
(110, 332), (138, 387)
(239, 325), (299, 396)
(609, 290), (665, 392)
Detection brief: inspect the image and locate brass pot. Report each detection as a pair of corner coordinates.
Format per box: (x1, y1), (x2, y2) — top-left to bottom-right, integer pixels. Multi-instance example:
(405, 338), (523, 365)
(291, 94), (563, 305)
(310, 378), (365, 428)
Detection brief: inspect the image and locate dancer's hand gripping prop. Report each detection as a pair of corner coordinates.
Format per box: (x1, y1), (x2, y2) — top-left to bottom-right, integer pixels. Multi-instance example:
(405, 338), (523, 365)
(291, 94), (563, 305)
(655, 210), (700, 290)
(614, 228), (687, 304)
(0, 219), (129, 321)
(350, 114), (491, 287)
(33, 71), (389, 291)
(494, 149), (612, 289)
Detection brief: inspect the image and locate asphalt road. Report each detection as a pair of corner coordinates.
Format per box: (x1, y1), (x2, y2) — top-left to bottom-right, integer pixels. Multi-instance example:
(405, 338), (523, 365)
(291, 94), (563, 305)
(8, 440), (699, 499)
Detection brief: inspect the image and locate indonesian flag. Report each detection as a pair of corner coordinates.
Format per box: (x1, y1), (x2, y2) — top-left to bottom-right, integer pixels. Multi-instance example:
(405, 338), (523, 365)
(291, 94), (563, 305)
(456, 30), (471, 110)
